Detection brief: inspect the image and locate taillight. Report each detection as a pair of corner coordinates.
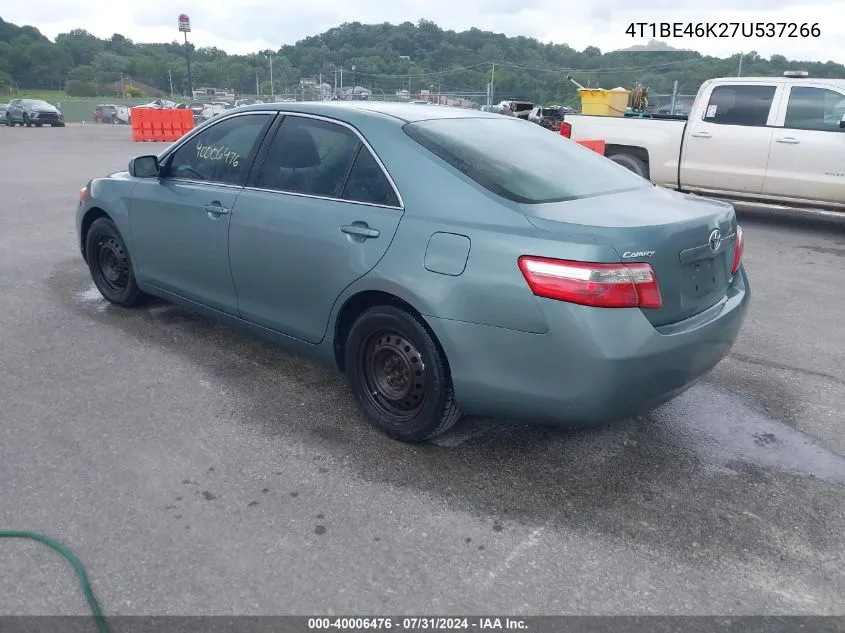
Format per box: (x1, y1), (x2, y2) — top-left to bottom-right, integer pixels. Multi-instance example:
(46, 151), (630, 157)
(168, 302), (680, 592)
(731, 225), (744, 274)
(518, 256), (662, 309)
(560, 121), (572, 138)
(79, 185), (89, 203)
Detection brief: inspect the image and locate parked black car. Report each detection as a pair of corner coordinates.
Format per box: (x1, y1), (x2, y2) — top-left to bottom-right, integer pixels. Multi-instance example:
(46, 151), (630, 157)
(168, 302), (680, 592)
(5, 99), (65, 127)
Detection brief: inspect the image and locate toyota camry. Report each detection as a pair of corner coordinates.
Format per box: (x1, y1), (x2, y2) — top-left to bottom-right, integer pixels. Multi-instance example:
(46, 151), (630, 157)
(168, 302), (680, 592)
(76, 101), (750, 442)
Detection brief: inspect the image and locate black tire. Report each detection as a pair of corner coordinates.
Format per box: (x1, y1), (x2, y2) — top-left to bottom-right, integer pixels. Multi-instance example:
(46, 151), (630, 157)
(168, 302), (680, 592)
(84, 217), (147, 308)
(7, 115), (14, 127)
(23, 114), (31, 127)
(344, 305), (461, 443)
(607, 152), (649, 178)
(35, 122), (43, 127)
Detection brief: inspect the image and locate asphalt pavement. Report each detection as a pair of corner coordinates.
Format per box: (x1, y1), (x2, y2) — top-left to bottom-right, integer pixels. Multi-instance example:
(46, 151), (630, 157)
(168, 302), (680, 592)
(0, 125), (843, 616)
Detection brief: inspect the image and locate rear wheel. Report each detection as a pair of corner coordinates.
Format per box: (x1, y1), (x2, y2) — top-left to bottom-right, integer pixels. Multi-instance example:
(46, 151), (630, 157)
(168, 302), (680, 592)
(608, 152), (648, 178)
(85, 217), (147, 308)
(344, 305), (461, 443)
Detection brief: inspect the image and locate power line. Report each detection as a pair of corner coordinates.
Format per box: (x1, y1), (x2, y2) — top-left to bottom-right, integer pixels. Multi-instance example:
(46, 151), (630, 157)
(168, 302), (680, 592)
(337, 56), (706, 82)
(493, 58), (701, 74)
(354, 62), (491, 79)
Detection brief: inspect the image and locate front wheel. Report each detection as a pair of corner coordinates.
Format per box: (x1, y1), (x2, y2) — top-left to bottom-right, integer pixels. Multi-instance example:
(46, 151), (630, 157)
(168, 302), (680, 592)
(84, 217), (147, 307)
(344, 305), (461, 443)
(23, 114), (31, 127)
(5, 115), (12, 127)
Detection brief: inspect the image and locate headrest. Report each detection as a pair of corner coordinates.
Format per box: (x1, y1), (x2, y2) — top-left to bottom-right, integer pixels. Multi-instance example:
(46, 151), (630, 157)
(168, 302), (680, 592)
(277, 126), (320, 168)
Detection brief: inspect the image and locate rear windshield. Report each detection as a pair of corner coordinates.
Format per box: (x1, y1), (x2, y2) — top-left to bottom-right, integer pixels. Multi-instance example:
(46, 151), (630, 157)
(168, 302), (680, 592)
(403, 117), (651, 204)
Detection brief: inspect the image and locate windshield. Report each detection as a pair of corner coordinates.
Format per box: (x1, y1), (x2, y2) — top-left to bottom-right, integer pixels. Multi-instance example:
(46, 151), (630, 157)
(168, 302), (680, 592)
(403, 117), (651, 204)
(23, 99), (51, 108)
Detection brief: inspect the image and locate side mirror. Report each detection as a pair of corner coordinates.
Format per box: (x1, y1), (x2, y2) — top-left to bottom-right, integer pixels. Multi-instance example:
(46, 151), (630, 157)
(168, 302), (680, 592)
(129, 155), (160, 178)
(839, 115), (845, 129)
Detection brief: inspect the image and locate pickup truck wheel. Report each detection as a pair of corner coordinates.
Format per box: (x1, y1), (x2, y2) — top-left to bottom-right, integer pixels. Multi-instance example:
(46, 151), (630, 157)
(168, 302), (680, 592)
(608, 153), (648, 178)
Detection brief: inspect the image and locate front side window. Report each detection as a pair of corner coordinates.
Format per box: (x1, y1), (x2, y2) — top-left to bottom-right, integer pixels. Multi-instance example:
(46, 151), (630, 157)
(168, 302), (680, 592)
(165, 113), (272, 186)
(702, 85), (777, 127)
(256, 116), (361, 198)
(403, 116), (650, 204)
(784, 86), (845, 132)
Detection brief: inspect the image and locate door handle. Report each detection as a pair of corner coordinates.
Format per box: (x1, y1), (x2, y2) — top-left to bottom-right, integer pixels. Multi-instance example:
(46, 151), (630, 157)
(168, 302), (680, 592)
(775, 137), (800, 144)
(690, 131), (712, 138)
(203, 203), (229, 215)
(340, 224), (380, 238)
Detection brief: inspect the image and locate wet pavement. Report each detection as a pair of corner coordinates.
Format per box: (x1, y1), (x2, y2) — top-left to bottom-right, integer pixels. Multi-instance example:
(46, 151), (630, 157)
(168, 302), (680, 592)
(0, 125), (843, 615)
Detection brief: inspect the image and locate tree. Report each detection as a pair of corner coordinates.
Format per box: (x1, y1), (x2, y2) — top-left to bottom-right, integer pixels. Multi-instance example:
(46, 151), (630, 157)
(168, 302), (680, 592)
(0, 16), (841, 104)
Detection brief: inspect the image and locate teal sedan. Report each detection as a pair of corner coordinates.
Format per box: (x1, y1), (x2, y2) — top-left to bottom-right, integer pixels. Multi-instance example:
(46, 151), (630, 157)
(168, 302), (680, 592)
(76, 102), (750, 443)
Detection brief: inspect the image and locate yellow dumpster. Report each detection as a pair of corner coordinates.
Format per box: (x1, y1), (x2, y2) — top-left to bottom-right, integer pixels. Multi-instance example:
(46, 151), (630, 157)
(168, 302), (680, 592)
(577, 87), (630, 116)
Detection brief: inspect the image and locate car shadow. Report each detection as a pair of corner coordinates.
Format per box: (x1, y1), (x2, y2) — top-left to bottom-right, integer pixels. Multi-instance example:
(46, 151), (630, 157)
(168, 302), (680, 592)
(49, 262), (845, 577)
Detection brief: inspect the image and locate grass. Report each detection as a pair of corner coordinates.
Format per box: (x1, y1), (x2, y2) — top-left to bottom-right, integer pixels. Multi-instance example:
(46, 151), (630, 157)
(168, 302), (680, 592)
(6, 89), (66, 101)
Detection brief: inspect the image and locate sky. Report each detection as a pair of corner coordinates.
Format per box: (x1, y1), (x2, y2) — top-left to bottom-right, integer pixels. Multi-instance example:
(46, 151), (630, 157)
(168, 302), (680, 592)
(4, 0), (845, 64)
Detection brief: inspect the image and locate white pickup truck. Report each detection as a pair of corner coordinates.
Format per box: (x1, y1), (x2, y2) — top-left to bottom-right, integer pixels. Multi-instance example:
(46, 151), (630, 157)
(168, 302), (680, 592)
(561, 72), (845, 211)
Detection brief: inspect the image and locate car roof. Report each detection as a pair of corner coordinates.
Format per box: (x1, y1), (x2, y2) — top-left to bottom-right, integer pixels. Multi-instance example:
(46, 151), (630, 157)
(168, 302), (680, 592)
(235, 100), (502, 124)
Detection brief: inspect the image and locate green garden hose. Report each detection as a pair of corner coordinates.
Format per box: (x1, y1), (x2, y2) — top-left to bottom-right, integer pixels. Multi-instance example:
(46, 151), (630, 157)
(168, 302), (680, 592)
(0, 531), (110, 633)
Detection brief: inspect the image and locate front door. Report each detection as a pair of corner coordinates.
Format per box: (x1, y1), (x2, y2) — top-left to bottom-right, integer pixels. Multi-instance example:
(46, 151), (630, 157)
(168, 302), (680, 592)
(229, 114), (404, 344)
(763, 84), (845, 205)
(680, 83), (780, 194)
(129, 112), (275, 314)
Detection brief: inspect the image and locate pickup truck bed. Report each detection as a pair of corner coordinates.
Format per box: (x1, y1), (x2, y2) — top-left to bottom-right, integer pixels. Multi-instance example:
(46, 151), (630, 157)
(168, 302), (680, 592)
(562, 75), (845, 212)
(563, 114), (689, 187)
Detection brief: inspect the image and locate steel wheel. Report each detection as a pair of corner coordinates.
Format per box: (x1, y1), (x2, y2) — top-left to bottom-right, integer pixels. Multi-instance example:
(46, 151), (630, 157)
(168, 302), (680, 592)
(95, 236), (130, 293)
(344, 305), (462, 442)
(358, 329), (427, 422)
(84, 217), (147, 307)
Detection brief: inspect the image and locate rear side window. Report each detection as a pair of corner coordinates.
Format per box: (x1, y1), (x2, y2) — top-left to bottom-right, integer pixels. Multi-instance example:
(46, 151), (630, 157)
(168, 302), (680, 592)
(784, 86), (845, 132)
(256, 116), (361, 198)
(341, 147), (400, 207)
(403, 117), (650, 204)
(703, 85), (776, 126)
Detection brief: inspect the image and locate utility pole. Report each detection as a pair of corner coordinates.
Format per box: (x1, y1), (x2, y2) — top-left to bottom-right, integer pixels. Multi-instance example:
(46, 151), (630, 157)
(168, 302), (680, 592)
(670, 80), (678, 115)
(266, 54), (274, 102)
(256, 70), (260, 95)
(408, 74), (412, 100)
(168, 68), (174, 99)
(490, 62), (495, 105)
(737, 52), (744, 77)
(340, 66), (344, 95)
(319, 72), (323, 99)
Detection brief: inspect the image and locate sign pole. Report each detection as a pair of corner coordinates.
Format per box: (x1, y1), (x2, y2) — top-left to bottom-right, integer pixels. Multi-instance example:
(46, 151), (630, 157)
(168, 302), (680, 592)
(178, 14), (193, 99)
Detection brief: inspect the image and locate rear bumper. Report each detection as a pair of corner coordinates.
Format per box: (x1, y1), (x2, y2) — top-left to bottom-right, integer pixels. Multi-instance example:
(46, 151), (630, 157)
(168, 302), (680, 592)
(426, 266), (750, 427)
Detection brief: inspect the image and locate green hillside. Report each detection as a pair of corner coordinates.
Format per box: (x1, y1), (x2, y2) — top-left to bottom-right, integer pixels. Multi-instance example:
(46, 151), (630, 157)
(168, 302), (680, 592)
(1, 16), (843, 107)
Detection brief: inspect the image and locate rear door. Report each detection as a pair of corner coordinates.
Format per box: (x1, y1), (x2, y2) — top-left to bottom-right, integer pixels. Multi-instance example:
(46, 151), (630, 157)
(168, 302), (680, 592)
(763, 83), (845, 205)
(228, 113), (404, 344)
(680, 82), (782, 194)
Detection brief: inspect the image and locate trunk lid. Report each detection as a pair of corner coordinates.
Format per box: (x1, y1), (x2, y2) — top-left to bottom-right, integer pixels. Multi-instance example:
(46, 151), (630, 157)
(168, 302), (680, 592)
(521, 185), (737, 327)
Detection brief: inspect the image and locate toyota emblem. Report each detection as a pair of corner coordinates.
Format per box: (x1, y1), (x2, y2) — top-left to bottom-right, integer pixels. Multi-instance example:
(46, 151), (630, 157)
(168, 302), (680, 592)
(708, 229), (722, 253)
